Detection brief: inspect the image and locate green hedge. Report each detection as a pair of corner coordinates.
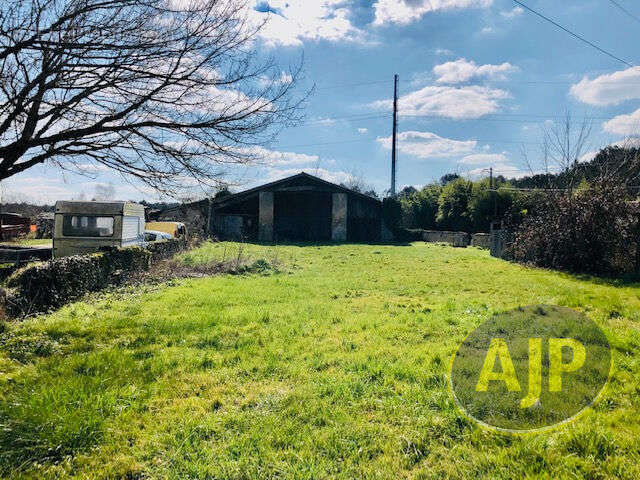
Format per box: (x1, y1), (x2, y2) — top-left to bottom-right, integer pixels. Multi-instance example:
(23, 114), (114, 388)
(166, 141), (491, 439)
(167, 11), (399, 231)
(147, 239), (186, 260)
(5, 248), (152, 317)
(2, 239), (188, 317)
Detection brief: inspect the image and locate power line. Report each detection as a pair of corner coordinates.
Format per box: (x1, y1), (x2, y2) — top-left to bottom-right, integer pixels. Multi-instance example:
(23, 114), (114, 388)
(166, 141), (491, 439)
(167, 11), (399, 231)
(608, 0), (640, 25)
(293, 113), (391, 127)
(314, 79), (391, 90)
(400, 112), (640, 126)
(276, 135), (542, 150)
(277, 138), (372, 149)
(512, 0), (634, 67)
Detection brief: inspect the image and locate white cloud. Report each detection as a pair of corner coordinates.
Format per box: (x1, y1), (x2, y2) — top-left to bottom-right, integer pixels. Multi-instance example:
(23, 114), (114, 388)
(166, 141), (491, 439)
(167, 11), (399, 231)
(500, 7), (523, 18)
(371, 85), (510, 119)
(250, 1), (367, 46)
(358, 128), (368, 134)
(602, 108), (640, 136)
(376, 130), (525, 177)
(373, 0), (492, 26)
(314, 117), (337, 127)
(258, 71), (294, 88)
(377, 131), (477, 158)
(570, 67), (640, 106)
(435, 48), (454, 56)
(579, 150), (599, 163)
(433, 58), (518, 84)
(246, 146), (320, 166)
(480, 26), (495, 35)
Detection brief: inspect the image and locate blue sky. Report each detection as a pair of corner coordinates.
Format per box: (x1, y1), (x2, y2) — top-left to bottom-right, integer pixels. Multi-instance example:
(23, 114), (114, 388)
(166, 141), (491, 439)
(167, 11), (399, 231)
(6, 0), (640, 204)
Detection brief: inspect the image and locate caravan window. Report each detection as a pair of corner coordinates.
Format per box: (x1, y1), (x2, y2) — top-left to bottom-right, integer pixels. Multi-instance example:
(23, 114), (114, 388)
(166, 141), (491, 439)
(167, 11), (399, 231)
(62, 215), (114, 237)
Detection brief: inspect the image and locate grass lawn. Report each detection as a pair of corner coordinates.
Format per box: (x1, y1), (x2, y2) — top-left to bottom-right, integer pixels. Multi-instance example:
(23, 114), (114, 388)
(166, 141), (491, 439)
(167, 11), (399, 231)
(1, 238), (52, 247)
(1, 242), (639, 479)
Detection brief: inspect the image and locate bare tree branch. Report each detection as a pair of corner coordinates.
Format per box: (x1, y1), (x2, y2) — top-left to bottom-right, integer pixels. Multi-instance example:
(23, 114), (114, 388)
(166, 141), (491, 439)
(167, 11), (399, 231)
(0, 0), (307, 195)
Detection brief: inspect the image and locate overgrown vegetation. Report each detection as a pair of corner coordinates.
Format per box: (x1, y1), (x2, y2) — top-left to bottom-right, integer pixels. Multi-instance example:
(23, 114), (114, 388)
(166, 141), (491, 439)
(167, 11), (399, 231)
(506, 182), (639, 275)
(398, 176), (514, 233)
(0, 242), (638, 479)
(2, 240), (191, 317)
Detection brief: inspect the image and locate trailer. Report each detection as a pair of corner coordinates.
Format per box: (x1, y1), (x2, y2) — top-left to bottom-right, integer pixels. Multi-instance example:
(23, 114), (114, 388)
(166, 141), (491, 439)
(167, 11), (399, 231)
(53, 201), (146, 258)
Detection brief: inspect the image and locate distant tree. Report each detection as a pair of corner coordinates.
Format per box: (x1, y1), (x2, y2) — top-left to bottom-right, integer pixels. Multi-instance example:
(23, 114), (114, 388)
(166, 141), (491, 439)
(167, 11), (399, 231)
(0, 0), (304, 195)
(436, 178), (473, 231)
(363, 189), (379, 199)
(440, 173), (460, 185)
(398, 186), (417, 198)
(341, 171), (377, 198)
(467, 178), (515, 232)
(214, 188), (232, 200)
(400, 184), (441, 230)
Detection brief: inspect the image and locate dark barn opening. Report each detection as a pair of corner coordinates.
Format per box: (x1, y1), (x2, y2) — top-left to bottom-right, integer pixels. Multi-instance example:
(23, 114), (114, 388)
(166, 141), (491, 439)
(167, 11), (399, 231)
(211, 173), (382, 243)
(274, 191), (332, 242)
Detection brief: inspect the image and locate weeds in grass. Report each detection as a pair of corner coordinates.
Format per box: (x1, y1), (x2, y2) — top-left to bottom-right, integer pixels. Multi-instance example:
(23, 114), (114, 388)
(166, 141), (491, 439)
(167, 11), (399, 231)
(0, 242), (638, 479)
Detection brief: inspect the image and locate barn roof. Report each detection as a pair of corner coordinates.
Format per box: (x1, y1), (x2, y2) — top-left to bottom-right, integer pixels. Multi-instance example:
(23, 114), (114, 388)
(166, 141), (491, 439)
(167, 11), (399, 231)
(213, 172), (381, 208)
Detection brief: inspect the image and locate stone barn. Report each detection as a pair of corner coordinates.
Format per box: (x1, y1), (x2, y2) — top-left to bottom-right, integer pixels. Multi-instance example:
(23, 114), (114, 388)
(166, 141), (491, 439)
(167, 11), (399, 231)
(154, 199), (212, 238)
(212, 173), (382, 242)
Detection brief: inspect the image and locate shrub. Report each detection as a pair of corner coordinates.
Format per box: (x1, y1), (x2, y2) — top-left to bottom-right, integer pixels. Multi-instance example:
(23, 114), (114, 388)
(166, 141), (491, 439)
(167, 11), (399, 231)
(507, 183), (638, 275)
(5, 248), (152, 316)
(436, 178), (473, 232)
(400, 184), (441, 230)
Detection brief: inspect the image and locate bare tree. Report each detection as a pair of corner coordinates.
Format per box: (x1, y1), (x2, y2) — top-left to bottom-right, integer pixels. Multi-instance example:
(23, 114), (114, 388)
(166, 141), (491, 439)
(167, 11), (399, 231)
(0, 0), (305, 195)
(519, 111), (593, 190)
(341, 169), (377, 197)
(542, 111), (592, 189)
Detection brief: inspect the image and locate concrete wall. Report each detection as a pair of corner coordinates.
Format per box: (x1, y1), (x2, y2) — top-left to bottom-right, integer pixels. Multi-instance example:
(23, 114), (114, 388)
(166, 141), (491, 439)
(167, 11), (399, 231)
(471, 233), (491, 249)
(259, 191), (274, 242)
(422, 230), (470, 248)
(331, 193), (347, 242)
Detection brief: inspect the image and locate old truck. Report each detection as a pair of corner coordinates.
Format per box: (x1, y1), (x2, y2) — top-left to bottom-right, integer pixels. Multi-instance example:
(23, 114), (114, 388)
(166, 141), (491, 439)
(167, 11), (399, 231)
(53, 201), (146, 258)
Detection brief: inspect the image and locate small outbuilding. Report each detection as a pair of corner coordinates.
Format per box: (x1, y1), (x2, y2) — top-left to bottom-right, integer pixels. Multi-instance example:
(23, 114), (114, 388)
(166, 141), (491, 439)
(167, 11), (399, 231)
(212, 173), (382, 242)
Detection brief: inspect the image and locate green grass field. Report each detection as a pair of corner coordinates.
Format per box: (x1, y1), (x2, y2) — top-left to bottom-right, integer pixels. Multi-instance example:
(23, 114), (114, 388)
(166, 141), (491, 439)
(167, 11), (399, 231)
(1, 242), (639, 479)
(2, 237), (52, 247)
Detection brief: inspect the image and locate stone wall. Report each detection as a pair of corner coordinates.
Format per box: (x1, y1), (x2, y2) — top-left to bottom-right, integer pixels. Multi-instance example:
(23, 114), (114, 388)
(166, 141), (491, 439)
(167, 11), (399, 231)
(471, 233), (491, 249)
(422, 230), (470, 248)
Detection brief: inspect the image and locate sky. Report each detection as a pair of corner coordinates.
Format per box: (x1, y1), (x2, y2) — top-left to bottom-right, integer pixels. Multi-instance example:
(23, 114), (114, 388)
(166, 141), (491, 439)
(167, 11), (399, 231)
(5, 0), (640, 204)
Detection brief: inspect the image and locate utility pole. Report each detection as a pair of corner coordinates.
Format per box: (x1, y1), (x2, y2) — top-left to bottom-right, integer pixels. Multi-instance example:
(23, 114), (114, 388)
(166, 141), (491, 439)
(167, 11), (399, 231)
(391, 74), (398, 197)
(490, 167), (498, 218)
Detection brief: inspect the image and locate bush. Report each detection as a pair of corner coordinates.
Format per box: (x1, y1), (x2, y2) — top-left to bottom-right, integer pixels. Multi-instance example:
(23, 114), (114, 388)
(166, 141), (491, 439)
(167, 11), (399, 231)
(147, 238), (187, 260)
(400, 184), (441, 230)
(507, 183), (638, 275)
(5, 248), (152, 317)
(436, 178), (473, 232)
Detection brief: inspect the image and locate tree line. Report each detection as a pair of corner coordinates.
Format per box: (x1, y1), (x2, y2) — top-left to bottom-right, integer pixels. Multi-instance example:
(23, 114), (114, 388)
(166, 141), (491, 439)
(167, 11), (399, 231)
(396, 174), (515, 233)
